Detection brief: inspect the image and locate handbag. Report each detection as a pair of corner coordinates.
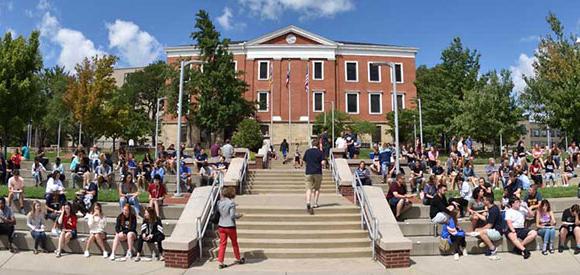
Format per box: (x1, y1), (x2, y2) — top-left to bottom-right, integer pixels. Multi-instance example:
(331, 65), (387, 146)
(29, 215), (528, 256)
(438, 237), (451, 253)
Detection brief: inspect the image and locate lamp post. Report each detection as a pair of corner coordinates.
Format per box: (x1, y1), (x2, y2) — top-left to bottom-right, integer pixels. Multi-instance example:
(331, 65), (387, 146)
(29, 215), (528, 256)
(154, 96), (166, 161)
(374, 62), (400, 173)
(175, 60), (204, 197)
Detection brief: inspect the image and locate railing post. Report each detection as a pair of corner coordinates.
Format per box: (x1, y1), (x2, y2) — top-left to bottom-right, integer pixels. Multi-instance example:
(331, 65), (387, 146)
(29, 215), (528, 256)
(197, 217), (202, 257)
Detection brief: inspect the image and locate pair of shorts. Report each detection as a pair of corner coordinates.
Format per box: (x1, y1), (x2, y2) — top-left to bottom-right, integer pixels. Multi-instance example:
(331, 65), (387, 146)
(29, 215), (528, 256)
(514, 228), (531, 240)
(305, 174), (322, 191)
(388, 197), (401, 208)
(560, 225), (579, 236)
(486, 229), (502, 241)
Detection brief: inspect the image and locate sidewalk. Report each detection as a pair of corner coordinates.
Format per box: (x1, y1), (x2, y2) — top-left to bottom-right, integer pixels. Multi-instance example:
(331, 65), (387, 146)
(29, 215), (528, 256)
(0, 250), (579, 275)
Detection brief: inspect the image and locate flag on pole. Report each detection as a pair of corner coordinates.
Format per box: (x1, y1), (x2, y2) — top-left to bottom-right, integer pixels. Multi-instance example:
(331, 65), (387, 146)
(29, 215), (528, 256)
(286, 62), (290, 87)
(305, 64), (309, 93)
(268, 61), (274, 89)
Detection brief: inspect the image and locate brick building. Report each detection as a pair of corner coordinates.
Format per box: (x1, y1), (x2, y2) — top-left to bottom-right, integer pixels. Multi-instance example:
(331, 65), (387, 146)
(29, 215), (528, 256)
(163, 25), (418, 145)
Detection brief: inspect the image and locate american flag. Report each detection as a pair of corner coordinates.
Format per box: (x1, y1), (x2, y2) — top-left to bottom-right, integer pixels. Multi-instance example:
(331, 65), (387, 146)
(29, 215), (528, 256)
(286, 62), (291, 87)
(305, 64), (309, 93)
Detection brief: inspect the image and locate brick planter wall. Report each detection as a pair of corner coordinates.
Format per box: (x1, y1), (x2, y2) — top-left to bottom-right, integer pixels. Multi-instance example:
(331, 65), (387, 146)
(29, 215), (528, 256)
(375, 246), (410, 268)
(339, 185), (354, 203)
(164, 247), (199, 268)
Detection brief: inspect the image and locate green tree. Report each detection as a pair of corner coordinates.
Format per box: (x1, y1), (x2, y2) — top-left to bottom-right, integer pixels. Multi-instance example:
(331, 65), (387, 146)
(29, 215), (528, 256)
(386, 109), (418, 145)
(64, 55), (118, 145)
(349, 120), (377, 143)
(520, 13), (580, 139)
(415, 37), (481, 146)
(231, 119), (263, 152)
(313, 110), (351, 139)
(38, 66), (74, 147)
(0, 31), (43, 154)
(121, 61), (171, 143)
(168, 10), (255, 144)
(454, 70), (525, 149)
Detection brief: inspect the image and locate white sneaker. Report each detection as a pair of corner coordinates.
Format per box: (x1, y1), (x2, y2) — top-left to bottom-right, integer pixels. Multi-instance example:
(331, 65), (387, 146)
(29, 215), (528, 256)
(454, 253), (459, 260)
(126, 251), (132, 259)
(84, 250), (90, 257)
(488, 255), (501, 261)
(51, 229), (58, 237)
(109, 254), (115, 261)
(103, 251), (108, 258)
(463, 248), (468, 256)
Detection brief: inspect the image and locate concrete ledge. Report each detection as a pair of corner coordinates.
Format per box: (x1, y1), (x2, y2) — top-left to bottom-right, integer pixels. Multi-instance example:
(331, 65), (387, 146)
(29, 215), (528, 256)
(335, 158), (353, 186)
(364, 186), (411, 268)
(224, 157), (245, 187)
(164, 186), (213, 268)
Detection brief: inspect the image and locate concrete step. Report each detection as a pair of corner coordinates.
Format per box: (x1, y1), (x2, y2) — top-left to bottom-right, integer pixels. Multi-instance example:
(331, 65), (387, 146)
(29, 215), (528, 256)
(205, 247), (372, 259)
(13, 214), (176, 237)
(237, 206), (359, 215)
(207, 229), (370, 239)
(248, 179), (335, 184)
(0, 230), (162, 257)
(408, 235), (577, 256)
(240, 213), (360, 222)
(204, 238), (371, 249)
(236, 221), (361, 230)
(246, 185), (335, 190)
(13, 200), (184, 220)
(246, 189), (337, 194)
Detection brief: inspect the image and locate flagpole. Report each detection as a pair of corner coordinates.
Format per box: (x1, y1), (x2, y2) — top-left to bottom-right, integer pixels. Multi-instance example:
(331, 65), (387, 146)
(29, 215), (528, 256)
(288, 61), (292, 144)
(270, 63), (274, 144)
(306, 63), (310, 142)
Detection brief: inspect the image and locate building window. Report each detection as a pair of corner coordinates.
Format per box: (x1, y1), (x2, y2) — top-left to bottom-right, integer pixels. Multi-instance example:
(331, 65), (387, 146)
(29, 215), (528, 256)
(368, 93), (382, 114)
(391, 63), (403, 83)
(313, 61), (324, 80)
(345, 61), (358, 82)
(368, 63), (381, 82)
(532, 129), (540, 137)
(233, 61), (238, 72)
(391, 93), (405, 111)
(260, 125), (270, 137)
(258, 60), (269, 80)
(257, 91), (269, 112)
(313, 92), (324, 112)
(346, 92), (359, 114)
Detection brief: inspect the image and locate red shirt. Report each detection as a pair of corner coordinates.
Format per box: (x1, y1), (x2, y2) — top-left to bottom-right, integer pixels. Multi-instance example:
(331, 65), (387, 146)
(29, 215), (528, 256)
(62, 214), (77, 230)
(148, 183), (167, 199)
(10, 154), (21, 166)
(530, 164), (541, 176)
(386, 182), (406, 200)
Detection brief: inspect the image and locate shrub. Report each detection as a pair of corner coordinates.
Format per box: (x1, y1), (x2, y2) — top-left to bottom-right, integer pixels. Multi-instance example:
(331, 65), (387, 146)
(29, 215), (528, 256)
(231, 119), (263, 152)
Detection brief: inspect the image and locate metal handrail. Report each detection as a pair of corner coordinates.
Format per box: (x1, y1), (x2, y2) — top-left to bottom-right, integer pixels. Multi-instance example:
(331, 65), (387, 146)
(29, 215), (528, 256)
(329, 151), (341, 194)
(353, 172), (379, 260)
(239, 151), (249, 194)
(196, 171), (224, 257)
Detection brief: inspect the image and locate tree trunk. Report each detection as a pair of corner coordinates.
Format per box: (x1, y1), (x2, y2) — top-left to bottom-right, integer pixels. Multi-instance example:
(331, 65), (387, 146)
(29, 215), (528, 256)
(112, 137), (116, 162)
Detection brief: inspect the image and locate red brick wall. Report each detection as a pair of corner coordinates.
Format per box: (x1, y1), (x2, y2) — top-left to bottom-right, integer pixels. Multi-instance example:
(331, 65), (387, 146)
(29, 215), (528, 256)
(164, 247), (199, 269)
(375, 246), (410, 268)
(339, 185), (354, 203)
(263, 32), (320, 45)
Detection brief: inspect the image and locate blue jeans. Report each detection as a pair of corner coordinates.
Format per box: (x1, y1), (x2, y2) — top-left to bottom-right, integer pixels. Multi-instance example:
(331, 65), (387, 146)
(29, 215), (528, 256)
(119, 195), (141, 215)
(31, 230), (47, 250)
(538, 227), (556, 247)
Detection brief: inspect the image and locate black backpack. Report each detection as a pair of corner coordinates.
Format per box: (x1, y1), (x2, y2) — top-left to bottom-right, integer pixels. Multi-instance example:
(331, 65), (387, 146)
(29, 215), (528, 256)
(210, 201), (220, 224)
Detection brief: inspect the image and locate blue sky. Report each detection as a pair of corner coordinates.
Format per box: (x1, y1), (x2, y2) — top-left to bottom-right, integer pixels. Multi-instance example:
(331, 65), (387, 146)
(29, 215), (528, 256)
(1, 0), (580, 92)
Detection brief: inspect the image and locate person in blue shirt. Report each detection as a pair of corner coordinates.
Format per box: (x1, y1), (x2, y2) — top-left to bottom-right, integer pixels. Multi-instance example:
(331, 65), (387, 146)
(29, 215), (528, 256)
(180, 162), (193, 192)
(150, 160), (165, 183)
(441, 206), (466, 260)
(354, 161), (371, 186)
(21, 145), (30, 161)
(378, 143), (392, 180)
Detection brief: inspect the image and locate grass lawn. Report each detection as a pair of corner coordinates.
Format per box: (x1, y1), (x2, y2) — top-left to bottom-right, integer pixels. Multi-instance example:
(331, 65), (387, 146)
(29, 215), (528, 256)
(0, 186), (150, 203)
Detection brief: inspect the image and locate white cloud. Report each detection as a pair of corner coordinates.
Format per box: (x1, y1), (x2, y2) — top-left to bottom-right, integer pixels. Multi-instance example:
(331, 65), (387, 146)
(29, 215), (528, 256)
(37, 0), (50, 11)
(520, 35), (539, 43)
(39, 11), (105, 72)
(510, 53), (536, 95)
(6, 27), (16, 36)
(217, 6), (246, 31)
(7, 1), (13, 11)
(238, 0), (355, 20)
(106, 19), (162, 67)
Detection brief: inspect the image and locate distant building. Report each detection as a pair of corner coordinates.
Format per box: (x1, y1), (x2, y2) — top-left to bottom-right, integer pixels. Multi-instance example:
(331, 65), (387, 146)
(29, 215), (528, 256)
(112, 67), (143, 87)
(163, 25), (418, 146)
(519, 120), (564, 148)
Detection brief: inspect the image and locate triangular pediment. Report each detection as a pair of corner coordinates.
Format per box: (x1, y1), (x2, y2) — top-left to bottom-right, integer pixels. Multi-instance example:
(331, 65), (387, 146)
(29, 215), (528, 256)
(246, 25), (338, 46)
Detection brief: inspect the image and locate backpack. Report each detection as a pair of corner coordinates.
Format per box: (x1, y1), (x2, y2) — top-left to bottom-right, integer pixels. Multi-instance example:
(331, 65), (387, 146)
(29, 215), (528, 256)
(210, 201), (220, 224)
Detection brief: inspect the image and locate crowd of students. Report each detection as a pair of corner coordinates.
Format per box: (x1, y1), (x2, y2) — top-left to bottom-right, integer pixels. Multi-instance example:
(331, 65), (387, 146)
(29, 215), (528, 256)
(379, 137), (580, 260)
(0, 140), (235, 260)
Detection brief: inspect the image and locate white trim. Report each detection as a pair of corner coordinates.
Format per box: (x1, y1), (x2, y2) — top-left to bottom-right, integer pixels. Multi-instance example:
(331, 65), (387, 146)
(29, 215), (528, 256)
(233, 60), (238, 72)
(299, 116), (309, 121)
(273, 116), (282, 121)
(368, 92), (383, 115)
(345, 92), (360, 114)
(246, 25), (338, 46)
(367, 62), (381, 83)
(345, 61), (358, 82)
(390, 92), (405, 111)
(258, 60), (270, 80)
(257, 91), (269, 112)
(312, 91), (325, 112)
(390, 63), (404, 84)
(312, 61), (324, 80)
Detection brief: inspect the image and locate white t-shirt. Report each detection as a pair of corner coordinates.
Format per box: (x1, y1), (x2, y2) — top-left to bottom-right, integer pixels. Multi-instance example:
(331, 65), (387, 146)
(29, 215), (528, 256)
(45, 178), (64, 194)
(505, 207), (527, 229)
(335, 137), (346, 149)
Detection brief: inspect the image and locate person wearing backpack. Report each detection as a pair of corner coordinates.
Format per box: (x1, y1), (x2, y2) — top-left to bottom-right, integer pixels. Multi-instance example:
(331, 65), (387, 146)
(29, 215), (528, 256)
(216, 187), (245, 269)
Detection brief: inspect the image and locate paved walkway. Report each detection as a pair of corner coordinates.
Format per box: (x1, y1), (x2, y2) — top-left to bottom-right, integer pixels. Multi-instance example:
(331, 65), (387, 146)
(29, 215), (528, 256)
(0, 250), (579, 275)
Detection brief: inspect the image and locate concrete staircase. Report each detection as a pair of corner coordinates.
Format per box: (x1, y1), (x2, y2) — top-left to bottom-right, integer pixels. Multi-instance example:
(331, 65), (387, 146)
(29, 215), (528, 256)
(205, 169), (372, 259)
